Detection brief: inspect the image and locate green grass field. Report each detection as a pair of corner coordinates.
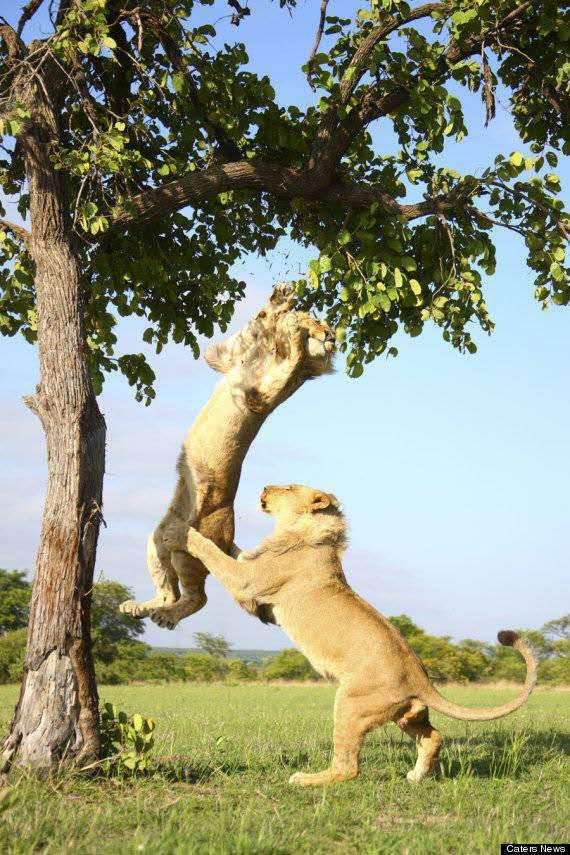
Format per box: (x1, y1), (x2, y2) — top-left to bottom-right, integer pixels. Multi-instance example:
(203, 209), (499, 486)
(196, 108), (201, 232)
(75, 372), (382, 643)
(0, 682), (568, 854)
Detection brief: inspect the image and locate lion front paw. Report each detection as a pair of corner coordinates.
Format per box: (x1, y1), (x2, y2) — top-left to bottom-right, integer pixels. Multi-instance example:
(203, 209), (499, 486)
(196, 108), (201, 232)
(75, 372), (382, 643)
(186, 527), (204, 556)
(406, 769), (428, 783)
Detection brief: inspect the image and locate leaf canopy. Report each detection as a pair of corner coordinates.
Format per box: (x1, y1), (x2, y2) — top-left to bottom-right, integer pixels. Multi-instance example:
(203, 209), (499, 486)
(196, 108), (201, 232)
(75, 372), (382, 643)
(0, 0), (567, 395)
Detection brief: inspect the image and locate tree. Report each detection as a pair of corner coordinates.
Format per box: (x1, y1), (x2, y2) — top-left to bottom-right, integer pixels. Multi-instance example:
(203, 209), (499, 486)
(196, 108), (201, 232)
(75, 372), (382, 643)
(184, 651), (228, 682)
(0, 569), (31, 635)
(0, 0), (567, 770)
(91, 580), (144, 662)
(542, 615), (570, 640)
(193, 632), (232, 660)
(0, 630), (27, 684)
(262, 649), (320, 681)
(389, 614), (424, 639)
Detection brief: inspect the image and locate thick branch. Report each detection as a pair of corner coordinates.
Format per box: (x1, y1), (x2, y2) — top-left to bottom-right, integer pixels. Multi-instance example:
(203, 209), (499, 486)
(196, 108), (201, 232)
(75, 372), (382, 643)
(339, 2), (446, 104)
(0, 22), (25, 59)
(358, 1), (534, 128)
(108, 159), (460, 232)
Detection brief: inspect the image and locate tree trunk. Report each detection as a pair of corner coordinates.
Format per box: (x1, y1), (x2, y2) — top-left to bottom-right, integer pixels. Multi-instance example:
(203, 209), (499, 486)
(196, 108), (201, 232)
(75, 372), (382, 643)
(2, 70), (106, 772)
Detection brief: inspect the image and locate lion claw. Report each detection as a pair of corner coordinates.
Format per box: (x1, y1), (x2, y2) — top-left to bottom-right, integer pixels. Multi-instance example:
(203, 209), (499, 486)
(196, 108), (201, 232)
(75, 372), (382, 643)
(149, 610), (178, 630)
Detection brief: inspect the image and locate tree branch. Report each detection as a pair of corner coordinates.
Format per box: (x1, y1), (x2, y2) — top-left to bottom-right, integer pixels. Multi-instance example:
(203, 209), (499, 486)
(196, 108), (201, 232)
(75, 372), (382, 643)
(309, 0), (534, 175)
(17, 0), (46, 37)
(0, 22), (26, 60)
(339, 2), (447, 104)
(107, 159), (465, 233)
(306, 0), (328, 91)
(308, 3), (447, 173)
(137, 10), (244, 161)
(0, 218), (31, 243)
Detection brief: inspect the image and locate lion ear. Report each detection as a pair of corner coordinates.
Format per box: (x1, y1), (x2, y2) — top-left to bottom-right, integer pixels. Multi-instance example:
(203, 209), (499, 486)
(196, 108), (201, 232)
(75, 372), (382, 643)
(205, 340), (232, 373)
(310, 493), (331, 512)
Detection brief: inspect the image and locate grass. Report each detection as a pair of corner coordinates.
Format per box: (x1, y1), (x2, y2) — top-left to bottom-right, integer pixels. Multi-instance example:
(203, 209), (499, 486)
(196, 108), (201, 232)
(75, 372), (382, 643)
(0, 682), (568, 854)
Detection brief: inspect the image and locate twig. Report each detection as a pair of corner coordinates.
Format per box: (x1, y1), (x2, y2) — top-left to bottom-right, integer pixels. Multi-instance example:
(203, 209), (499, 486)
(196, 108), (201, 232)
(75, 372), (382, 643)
(227, 0), (250, 26)
(481, 46), (495, 127)
(306, 0), (328, 91)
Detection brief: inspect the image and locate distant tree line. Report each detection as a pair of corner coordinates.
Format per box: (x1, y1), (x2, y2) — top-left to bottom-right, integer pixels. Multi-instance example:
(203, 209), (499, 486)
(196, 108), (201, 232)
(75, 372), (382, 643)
(0, 570), (567, 686)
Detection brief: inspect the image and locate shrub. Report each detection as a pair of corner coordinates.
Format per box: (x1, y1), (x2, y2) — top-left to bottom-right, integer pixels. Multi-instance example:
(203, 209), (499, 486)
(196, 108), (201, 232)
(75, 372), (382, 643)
(262, 649), (320, 681)
(184, 652), (228, 682)
(0, 628), (26, 684)
(138, 651), (187, 682)
(226, 659), (258, 682)
(100, 703), (156, 774)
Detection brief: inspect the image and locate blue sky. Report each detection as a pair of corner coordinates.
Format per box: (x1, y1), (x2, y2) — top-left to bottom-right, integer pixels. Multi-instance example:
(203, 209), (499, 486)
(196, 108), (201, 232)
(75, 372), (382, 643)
(1, 1), (568, 650)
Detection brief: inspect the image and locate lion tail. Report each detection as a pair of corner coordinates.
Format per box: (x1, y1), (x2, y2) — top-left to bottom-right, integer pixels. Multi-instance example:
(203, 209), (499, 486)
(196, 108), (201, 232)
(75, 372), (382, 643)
(419, 631), (537, 722)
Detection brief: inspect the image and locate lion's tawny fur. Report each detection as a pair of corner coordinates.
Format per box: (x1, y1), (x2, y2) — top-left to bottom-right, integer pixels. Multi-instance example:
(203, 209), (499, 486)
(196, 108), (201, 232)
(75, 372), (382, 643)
(120, 286), (335, 629)
(185, 484), (538, 786)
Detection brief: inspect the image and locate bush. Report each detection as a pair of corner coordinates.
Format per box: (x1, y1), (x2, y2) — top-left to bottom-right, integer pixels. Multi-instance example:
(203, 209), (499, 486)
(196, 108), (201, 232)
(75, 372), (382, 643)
(100, 703), (156, 774)
(226, 659), (258, 682)
(95, 639), (150, 685)
(262, 649), (320, 681)
(184, 652), (228, 682)
(0, 628), (26, 683)
(139, 651), (187, 682)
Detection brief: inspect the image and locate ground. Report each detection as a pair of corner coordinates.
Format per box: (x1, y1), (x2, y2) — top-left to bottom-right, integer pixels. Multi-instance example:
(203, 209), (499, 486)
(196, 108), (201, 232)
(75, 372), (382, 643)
(0, 683), (568, 854)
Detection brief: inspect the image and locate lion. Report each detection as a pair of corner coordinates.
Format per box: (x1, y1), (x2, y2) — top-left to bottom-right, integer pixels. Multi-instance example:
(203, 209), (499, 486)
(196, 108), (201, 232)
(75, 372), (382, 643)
(183, 484), (538, 786)
(120, 287), (335, 629)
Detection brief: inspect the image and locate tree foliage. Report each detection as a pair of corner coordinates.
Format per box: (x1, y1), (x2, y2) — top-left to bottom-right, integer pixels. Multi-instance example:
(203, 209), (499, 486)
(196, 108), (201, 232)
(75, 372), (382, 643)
(193, 631), (232, 659)
(90, 579), (145, 662)
(0, 579), (567, 685)
(1, 0), (567, 394)
(0, 568), (31, 634)
(262, 648), (321, 681)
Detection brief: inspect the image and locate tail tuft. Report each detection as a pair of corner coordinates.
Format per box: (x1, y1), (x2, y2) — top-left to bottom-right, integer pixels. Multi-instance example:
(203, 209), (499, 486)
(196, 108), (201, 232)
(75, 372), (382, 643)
(497, 629), (519, 647)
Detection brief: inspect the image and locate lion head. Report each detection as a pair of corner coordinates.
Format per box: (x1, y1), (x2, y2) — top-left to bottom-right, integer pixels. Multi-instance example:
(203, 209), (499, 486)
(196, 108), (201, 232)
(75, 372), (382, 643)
(204, 285), (335, 413)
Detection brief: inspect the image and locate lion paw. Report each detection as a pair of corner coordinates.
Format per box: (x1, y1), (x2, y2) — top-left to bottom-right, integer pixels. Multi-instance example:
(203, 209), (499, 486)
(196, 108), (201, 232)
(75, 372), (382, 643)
(149, 609), (179, 631)
(119, 600), (149, 617)
(288, 770), (344, 787)
(406, 769), (426, 783)
(288, 771), (316, 787)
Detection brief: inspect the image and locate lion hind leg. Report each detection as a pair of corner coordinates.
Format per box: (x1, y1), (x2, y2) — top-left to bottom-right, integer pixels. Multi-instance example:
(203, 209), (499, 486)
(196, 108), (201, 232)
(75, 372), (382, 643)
(401, 707), (442, 783)
(148, 550), (207, 630)
(289, 690), (393, 787)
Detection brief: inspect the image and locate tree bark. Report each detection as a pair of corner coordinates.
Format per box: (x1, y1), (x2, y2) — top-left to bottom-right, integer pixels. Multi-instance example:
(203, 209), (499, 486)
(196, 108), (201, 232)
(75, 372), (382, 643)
(2, 66), (106, 772)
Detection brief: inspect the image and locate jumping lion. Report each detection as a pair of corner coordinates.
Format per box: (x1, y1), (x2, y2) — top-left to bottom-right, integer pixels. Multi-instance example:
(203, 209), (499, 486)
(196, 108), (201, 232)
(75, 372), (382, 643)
(120, 287), (335, 629)
(184, 484), (537, 786)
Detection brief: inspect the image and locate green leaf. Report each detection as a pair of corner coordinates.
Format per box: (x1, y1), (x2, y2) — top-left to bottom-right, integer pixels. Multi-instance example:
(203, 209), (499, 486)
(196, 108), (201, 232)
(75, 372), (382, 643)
(171, 72), (185, 93)
(410, 279), (422, 295)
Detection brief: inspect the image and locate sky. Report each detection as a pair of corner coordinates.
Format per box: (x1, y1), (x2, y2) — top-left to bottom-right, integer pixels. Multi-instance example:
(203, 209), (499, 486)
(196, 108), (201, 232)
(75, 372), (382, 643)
(1, 1), (568, 651)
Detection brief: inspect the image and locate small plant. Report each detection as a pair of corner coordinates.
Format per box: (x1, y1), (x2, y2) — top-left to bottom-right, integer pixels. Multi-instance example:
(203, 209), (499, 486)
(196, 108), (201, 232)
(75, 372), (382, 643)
(100, 703), (156, 774)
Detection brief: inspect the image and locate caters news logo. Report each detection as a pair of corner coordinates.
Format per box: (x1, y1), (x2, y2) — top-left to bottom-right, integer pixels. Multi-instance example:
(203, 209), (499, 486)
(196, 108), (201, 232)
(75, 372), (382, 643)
(501, 846), (568, 854)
